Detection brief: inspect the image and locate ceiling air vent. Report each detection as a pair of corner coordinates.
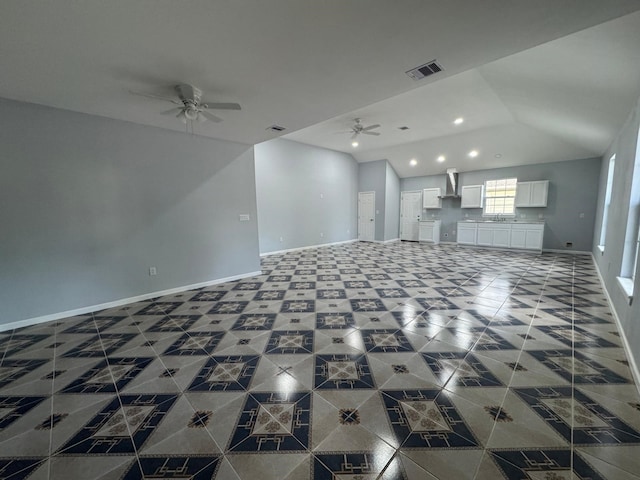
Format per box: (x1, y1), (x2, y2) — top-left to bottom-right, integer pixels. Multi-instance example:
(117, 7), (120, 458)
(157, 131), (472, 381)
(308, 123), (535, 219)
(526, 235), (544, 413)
(267, 125), (286, 132)
(406, 60), (443, 81)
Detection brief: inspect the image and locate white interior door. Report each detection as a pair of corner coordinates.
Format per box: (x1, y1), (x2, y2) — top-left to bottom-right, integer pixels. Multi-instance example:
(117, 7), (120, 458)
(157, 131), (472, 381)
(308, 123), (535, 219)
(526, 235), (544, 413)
(400, 191), (422, 241)
(358, 191), (375, 242)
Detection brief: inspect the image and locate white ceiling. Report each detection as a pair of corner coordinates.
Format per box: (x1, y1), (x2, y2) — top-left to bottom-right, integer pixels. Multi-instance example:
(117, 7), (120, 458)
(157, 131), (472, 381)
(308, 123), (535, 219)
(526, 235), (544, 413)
(1, 1), (639, 177)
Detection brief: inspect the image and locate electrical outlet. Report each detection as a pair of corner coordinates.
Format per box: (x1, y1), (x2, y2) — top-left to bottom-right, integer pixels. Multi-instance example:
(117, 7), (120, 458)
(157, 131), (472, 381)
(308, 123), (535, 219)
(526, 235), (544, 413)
(347, 229), (350, 234)
(565, 242), (573, 248)
(320, 232), (324, 238)
(320, 193), (324, 199)
(149, 267), (157, 276)
(239, 214), (250, 222)
(538, 214), (544, 219)
(579, 213), (585, 218)
(279, 237), (283, 242)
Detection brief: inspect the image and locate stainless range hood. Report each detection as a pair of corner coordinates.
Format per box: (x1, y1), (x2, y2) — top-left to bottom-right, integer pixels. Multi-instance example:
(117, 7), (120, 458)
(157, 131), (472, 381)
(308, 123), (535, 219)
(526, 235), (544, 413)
(440, 168), (459, 198)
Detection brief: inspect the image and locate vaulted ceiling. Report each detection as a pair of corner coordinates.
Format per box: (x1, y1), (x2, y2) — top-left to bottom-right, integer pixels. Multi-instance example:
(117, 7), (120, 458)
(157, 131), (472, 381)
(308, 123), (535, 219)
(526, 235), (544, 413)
(1, 1), (639, 177)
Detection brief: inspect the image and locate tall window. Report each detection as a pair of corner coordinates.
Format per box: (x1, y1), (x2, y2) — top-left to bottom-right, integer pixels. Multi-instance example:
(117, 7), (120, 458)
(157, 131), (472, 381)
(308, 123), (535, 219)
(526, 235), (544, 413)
(599, 154), (616, 250)
(633, 222), (640, 283)
(484, 178), (517, 216)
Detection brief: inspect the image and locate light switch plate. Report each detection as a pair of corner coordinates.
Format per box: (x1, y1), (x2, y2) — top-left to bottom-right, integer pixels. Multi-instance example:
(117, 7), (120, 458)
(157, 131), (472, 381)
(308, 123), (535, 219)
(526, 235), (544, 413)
(239, 214), (250, 222)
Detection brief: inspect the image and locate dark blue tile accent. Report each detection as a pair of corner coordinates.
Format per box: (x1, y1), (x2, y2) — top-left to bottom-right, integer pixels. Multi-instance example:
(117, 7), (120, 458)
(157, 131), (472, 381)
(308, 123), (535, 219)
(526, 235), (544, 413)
(57, 394), (178, 455)
(535, 325), (618, 348)
(295, 269), (317, 275)
(540, 308), (611, 325)
(0, 359), (48, 389)
(0, 334), (49, 357)
(232, 282), (263, 291)
(35, 413), (68, 430)
(207, 301), (249, 315)
(253, 290), (286, 301)
(187, 355), (259, 391)
(375, 288), (409, 298)
(189, 290), (227, 302)
(0, 458), (46, 479)
(62, 333), (137, 358)
(528, 349), (629, 384)
(381, 389), (479, 448)
(349, 299), (387, 312)
(489, 449), (606, 480)
(266, 274), (292, 282)
(343, 280), (372, 289)
(146, 315), (200, 332)
(59, 357), (153, 394)
(514, 386), (640, 445)
(316, 312), (355, 329)
(391, 310), (426, 328)
(365, 273), (391, 280)
(314, 354), (375, 389)
(265, 330), (314, 354)
(447, 327), (517, 351)
(313, 453), (406, 479)
(121, 456), (221, 480)
(317, 289), (348, 300)
(414, 272), (443, 280)
(0, 396), (47, 430)
(280, 300), (316, 313)
(227, 391), (311, 452)
(231, 313), (277, 331)
(62, 316), (126, 334)
(289, 281), (317, 290)
(396, 279), (427, 288)
(434, 287), (471, 297)
(135, 302), (183, 315)
(162, 332), (225, 356)
(416, 297), (459, 311)
(421, 352), (504, 387)
(361, 329), (414, 353)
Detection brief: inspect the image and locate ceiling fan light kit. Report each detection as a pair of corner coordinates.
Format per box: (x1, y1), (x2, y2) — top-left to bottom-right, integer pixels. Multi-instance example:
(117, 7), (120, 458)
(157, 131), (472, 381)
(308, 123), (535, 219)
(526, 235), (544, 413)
(130, 83), (241, 129)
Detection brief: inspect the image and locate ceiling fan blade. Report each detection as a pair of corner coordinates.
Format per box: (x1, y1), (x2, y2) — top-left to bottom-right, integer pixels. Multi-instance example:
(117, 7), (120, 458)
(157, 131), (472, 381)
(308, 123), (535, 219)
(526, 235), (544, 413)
(129, 90), (182, 105)
(200, 110), (223, 123)
(351, 132), (359, 140)
(160, 107), (183, 115)
(362, 131), (380, 136)
(362, 124), (380, 131)
(202, 102), (241, 110)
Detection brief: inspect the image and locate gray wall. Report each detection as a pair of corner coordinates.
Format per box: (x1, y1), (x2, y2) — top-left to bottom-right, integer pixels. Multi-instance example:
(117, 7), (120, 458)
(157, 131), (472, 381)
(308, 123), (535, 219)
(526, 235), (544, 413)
(0, 98), (261, 326)
(254, 139), (358, 254)
(384, 162), (400, 241)
(358, 160), (387, 241)
(401, 157), (602, 251)
(592, 95), (640, 370)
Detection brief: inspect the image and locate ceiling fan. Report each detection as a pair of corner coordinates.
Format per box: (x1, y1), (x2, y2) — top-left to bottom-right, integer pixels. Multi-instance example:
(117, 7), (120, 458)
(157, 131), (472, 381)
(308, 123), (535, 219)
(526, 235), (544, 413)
(130, 84), (241, 124)
(344, 118), (381, 139)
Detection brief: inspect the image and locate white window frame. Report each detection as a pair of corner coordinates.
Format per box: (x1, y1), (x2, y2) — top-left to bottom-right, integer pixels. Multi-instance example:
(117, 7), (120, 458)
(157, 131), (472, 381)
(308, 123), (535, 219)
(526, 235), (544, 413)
(483, 178), (517, 217)
(598, 154), (616, 253)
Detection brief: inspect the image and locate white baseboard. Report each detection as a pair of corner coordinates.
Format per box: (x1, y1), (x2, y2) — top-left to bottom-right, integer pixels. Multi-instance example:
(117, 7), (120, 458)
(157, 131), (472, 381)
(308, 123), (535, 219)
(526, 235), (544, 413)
(0, 270), (262, 333)
(543, 248), (592, 255)
(260, 239), (358, 257)
(370, 238), (400, 244)
(591, 254), (640, 396)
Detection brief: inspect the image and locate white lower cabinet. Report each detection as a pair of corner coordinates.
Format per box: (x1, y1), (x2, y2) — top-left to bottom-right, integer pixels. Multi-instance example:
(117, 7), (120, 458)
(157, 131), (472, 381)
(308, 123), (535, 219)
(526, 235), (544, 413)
(419, 220), (441, 244)
(457, 223), (477, 245)
(457, 222), (544, 250)
(510, 223), (544, 250)
(477, 224), (511, 248)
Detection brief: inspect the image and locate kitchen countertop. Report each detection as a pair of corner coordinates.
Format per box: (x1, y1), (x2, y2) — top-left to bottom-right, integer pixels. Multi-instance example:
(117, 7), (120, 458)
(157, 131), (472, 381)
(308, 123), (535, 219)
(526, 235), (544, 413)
(458, 219), (545, 224)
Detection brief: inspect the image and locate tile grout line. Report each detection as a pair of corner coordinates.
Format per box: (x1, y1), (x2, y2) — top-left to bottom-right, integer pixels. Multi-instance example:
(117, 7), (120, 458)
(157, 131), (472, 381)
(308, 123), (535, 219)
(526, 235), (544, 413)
(470, 251), (561, 480)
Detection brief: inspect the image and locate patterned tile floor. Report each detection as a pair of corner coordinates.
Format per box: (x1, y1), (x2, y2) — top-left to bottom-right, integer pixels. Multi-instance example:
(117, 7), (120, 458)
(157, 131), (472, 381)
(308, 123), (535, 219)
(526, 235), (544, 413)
(1, 242), (640, 479)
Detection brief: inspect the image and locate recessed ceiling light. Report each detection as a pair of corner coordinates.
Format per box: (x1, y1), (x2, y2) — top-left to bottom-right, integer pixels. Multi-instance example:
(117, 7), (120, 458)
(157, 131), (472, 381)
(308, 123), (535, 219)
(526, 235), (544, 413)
(398, 126), (410, 130)
(468, 150), (479, 158)
(437, 155), (446, 163)
(495, 153), (502, 158)
(454, 117), (464, 125)
(352, 141), (359, 148)
(410, 159), (418, 166)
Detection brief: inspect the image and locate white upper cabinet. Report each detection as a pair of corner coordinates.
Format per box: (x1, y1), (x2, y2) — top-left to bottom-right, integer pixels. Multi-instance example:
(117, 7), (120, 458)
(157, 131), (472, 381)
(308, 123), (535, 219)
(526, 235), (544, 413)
(460, 185), (484, 208)
(515, 180), (548, 207)
(422, 188), (442, 209)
